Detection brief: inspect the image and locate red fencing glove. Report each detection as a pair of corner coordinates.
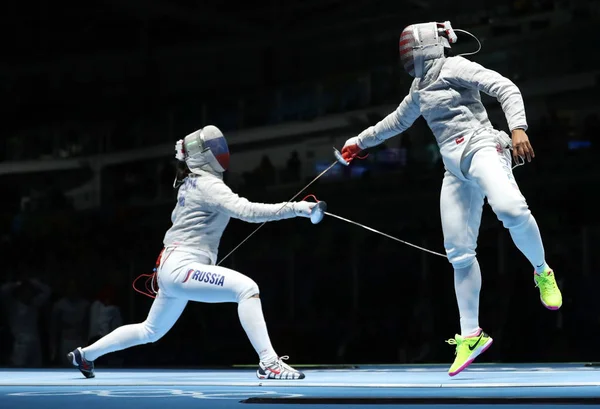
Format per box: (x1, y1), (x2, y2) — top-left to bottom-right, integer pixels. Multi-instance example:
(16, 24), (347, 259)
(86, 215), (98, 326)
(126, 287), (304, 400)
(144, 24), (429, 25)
(341, 136), (364, 163)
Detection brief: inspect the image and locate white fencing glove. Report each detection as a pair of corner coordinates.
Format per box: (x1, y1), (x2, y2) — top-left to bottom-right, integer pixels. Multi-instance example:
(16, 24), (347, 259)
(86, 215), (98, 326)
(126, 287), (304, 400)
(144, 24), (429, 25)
(293, 201), (317, 218)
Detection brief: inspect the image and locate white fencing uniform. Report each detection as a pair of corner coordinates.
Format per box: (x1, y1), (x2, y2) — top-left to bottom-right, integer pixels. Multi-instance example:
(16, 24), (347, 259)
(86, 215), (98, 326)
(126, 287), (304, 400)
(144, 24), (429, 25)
(82, 169), (312, 363)
(349, 55), (548, 335)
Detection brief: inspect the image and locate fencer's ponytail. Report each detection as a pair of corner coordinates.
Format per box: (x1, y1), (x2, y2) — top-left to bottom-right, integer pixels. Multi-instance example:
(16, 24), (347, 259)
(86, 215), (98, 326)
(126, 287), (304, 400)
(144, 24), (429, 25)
(173, 160), (191, 189)
(173, 139), (191, 189)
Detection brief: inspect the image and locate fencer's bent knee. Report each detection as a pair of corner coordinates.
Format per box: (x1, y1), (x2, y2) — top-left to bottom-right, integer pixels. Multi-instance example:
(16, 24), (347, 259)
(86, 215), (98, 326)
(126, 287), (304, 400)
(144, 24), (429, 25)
(237, 277), (260, 302)
(490, 196), (531, 229)
(446, 249), (477, 269)
(140, 322), (166, 344)
(444, 241), (477, 269)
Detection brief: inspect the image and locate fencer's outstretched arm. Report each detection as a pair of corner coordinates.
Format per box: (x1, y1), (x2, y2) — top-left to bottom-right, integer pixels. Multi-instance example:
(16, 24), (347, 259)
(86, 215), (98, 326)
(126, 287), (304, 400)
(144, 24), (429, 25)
(356, 92), (421, 149)
(444, 56), (528, 132)
(203, 177), (311, 222)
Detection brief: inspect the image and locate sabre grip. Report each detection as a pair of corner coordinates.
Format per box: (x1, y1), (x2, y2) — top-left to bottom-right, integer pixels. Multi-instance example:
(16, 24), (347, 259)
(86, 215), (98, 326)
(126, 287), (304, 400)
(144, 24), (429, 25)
(335, 136), (365, 165)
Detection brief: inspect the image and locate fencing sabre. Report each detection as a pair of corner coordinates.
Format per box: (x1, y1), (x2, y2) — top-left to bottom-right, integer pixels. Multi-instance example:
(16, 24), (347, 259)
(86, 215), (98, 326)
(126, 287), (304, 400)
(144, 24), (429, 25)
(217, 155), (340, 266)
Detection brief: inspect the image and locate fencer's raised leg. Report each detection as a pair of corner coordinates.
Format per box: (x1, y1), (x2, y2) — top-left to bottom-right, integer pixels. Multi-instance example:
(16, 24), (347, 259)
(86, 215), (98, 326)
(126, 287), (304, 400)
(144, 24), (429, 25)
(440, 171), (493, 376)
(469, 146), (562, 309)
(164, 257), (305, 379)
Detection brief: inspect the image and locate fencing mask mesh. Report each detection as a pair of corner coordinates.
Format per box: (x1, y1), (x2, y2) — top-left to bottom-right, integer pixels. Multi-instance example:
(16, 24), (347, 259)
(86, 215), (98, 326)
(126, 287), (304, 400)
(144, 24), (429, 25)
(399, 21), (457, 78)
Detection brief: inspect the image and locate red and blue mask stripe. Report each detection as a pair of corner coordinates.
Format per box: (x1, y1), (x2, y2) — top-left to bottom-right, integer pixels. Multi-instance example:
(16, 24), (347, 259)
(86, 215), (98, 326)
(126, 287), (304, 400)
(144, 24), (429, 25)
(204, 135), (230, 170)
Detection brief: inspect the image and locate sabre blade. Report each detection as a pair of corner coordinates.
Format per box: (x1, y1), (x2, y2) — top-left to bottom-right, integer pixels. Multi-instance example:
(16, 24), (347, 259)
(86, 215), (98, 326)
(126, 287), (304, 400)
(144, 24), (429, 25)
(324, 212), (446, 258)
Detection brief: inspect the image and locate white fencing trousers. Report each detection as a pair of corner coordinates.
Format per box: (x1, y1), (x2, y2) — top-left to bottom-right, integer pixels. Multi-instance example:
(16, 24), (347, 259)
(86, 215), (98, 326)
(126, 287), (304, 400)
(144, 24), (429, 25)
(441, 140), (546, 269)
(441, 137), (547, 336)
(82, 249), (269, 362)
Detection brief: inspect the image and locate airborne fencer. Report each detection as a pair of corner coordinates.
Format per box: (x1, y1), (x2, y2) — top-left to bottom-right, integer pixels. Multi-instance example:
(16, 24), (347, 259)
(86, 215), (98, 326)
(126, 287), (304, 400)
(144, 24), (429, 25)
(69, 125), (317, 380)
(338, 21), (562, 376)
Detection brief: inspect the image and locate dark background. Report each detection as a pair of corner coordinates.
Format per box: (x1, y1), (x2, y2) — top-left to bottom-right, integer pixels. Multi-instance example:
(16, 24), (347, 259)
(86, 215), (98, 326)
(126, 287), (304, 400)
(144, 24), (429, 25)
(1, 0), (599, 369)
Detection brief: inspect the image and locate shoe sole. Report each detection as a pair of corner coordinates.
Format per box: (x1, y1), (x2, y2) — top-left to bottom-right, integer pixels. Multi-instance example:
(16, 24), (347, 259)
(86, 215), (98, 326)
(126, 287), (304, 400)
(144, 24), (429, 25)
(448, 338), (493, 377)
(256, 369), (305, 380)
(540, 295), (562, 310)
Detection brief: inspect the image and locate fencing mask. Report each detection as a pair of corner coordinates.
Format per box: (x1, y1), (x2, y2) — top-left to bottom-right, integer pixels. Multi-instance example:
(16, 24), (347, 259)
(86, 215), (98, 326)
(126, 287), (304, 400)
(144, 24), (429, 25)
(175, 125), (230, 174)
(399, 21), (457, 78)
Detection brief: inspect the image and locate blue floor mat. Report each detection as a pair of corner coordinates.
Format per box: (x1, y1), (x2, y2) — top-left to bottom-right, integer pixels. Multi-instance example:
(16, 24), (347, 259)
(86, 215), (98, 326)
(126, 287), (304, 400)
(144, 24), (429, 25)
(1, 363), (599, 408)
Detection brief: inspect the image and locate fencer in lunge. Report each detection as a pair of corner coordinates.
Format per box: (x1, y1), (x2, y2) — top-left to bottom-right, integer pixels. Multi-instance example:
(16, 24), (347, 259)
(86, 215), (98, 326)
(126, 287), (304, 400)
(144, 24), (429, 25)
(339, 21), (562, 376)
(68, 125), (316, 380)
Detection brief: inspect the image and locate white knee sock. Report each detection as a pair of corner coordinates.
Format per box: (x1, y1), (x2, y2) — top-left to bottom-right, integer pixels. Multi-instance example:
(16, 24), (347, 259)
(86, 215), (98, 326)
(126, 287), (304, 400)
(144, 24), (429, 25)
(238, 297), (277, 362)
(82, 324), (146, 362)
(508, 214), (548, 274)
(454, 260), (482, 336)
